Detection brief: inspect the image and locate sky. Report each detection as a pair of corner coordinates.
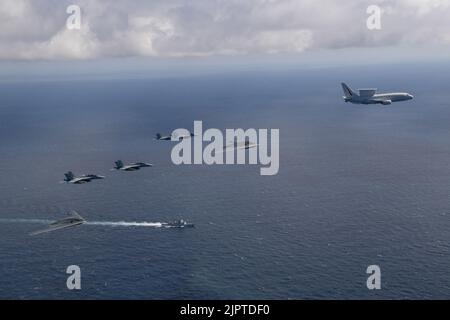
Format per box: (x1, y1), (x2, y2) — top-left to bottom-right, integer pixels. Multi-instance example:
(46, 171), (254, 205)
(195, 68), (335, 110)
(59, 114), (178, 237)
(1, 0), (450, 78)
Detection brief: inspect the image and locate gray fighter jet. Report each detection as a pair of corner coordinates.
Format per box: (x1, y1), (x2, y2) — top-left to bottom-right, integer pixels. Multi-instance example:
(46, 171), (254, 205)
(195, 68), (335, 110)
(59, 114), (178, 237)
(30, 211), (86, 236)
(223, 140), (258, 152)
(113, 160), (153, 171)
(341, 83), (413, 105)
(155, 133), (172, 141)
(63, 171), (105, 184)
(155, 132), (194, 141)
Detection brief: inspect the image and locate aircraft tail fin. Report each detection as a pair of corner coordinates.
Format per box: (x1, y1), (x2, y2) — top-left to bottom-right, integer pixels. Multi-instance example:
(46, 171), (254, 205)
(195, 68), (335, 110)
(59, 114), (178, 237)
(155, 133), (162, 140)
(64, 171), (74, 182)
(114, 160), (124, 169)
(341, 82), (357, 98)
(69, 210), (85, 221)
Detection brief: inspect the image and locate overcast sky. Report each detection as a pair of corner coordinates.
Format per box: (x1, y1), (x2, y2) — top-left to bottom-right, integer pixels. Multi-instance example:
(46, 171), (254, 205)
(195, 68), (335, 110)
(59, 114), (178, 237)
(1, 0), (449, 59)
(0, 0), (449, 79)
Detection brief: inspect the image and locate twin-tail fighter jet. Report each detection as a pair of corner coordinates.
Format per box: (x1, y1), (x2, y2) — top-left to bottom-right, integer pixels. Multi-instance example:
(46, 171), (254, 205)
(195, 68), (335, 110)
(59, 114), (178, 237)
(223, 140), (258, 152)
(63, 171), (105, 184)
(155, 131), (194, 141)
(112, 160), (153, 171)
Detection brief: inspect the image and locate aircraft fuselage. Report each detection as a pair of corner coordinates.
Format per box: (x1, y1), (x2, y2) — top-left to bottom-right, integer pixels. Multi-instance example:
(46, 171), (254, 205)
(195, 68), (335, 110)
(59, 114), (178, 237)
(345, 92), (414, 105)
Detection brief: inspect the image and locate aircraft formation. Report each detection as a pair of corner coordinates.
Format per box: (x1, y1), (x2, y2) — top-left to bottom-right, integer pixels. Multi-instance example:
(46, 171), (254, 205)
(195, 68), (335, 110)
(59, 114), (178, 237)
(32, 135), (199, 235)
(32, 83), (414, 235)
(61, 133), (196, 185)
(62, 160), (152, 184)
(60, 133), (257, 185)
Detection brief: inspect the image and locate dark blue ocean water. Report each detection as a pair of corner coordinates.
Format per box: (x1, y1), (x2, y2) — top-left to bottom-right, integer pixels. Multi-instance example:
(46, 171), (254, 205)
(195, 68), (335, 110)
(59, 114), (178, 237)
(1, 63), (450, 299)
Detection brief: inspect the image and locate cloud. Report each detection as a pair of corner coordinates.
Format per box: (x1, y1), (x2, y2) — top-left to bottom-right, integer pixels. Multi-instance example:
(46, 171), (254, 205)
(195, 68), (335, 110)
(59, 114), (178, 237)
(0, 0), (449, 60)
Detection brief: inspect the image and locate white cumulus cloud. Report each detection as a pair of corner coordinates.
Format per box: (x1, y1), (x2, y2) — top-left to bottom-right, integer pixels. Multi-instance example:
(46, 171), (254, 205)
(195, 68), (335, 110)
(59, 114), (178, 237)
(0, 0), (449, 60)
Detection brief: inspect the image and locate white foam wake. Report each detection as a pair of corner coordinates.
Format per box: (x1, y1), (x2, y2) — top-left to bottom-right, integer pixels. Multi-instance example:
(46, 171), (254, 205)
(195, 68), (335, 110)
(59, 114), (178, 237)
(0, 218), (52, 224)
(0, 218), (162, 228)
(87, 221), (162, 227)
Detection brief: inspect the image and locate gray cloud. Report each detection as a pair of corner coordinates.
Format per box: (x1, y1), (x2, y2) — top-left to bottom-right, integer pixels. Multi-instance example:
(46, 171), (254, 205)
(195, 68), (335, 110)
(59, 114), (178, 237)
(0, 0), (449, 60)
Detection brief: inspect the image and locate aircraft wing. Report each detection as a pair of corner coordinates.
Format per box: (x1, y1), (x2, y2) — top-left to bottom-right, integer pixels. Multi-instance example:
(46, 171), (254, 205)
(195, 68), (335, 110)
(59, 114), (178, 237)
(372, 99), (392, 105)
(71, 177), (90, 183)
(236, 143), (258, 150)
(230, 142), (258, 151)
(221, 142), (258, 153)
(223, 143), (235, 151)
(30, 221), (83, 236)
(69, 210), (84, 220)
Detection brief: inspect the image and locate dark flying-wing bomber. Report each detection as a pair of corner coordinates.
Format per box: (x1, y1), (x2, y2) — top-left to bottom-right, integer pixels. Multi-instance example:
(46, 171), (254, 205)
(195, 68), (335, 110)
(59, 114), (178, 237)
(30, 211), (86, 236)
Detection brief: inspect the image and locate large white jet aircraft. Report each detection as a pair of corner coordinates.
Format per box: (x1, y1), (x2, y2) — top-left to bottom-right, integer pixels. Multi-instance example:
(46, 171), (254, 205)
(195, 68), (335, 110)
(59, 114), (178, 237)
(341, 83), (413, 105)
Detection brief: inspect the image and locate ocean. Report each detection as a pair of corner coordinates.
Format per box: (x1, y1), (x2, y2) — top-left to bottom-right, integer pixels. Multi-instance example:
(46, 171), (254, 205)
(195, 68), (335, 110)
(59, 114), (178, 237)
(1, 62), (450, 299)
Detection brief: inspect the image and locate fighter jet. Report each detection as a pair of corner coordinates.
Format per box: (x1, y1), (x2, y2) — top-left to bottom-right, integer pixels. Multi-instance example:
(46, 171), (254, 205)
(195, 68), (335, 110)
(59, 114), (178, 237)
(341, 83), (413, 105)
(223, 140), (258, 152)
(30, 211), (86, 236)
(63, 171), (105, 184)
(155, 133), (172, 141)
(155, 132), (194, 141)
(112, 160), (153, 171)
